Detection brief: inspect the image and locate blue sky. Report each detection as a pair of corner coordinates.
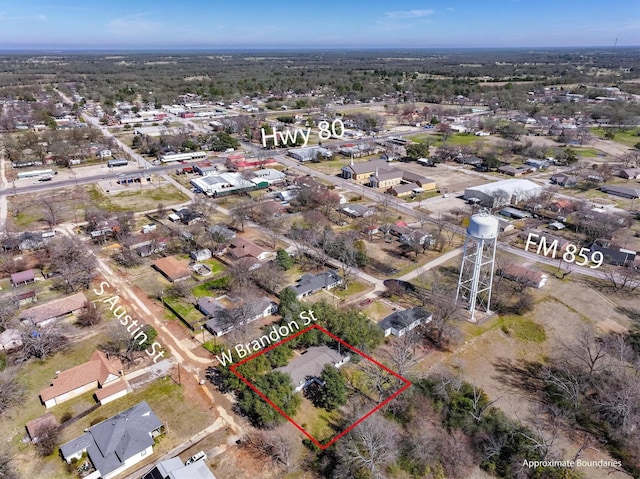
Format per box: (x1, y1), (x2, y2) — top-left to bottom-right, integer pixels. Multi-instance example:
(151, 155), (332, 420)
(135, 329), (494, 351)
(0, 0), (638, 49)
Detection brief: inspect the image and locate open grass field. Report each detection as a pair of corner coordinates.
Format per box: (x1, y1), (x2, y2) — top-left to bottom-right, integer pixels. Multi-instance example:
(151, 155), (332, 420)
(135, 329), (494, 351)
(572, 146), (603, 158)
(416, 258), (636, 479)
(87, 182), (190, 212)
(407, 132), (488, 148)
(6, 181), (189, 231)
(591, 127), (640, 148)
(8, 186), (90, 230)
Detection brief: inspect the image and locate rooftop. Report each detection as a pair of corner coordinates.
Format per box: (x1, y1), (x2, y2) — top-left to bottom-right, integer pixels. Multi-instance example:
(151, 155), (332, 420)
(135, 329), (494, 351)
(465, 178), (541, 195)
(274, 345), (347, 389)
(153, 256), (192, 281)
(40, 350), (123, 402)
(228, 236), (269, 260)
(379, 307), (431, 333)
(19, 292), (87, 325)
(60, 401), (162, 477)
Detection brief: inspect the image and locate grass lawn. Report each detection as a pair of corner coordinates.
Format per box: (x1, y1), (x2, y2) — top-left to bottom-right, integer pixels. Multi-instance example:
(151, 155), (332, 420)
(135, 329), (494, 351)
(306, 155), (379, 175)
(59, 377), (209, 444)
(293, 396), (341, 445)
(460, 312), (546, 343)
(498, 315), (547, 342)
(164, 296), (204, 325)
(438, 133), (488, 147)
(362, 301), (395, 321)
(405, 190), (441, 202)
(86, 183), (189, 212)
(202, 258), (226, 275)
(192, 277), (231, 298)
(2, 336), (109, 424)
(13, 210), (43, 227)
(591, 127), (640, 148)
(572, 146), (602, 158)
(334, 279), (371, 299)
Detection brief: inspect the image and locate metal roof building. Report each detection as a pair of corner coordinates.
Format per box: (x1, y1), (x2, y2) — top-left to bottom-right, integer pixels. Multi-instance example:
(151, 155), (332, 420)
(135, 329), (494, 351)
(464, 179), (542, 208)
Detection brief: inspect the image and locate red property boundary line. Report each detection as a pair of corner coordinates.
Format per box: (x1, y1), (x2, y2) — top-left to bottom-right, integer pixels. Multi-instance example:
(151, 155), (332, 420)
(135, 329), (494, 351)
(229, 323), (411, 449)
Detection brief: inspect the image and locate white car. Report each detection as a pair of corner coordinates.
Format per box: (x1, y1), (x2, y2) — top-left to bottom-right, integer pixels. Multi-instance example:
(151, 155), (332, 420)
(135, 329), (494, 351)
(185, 451), (207, 465)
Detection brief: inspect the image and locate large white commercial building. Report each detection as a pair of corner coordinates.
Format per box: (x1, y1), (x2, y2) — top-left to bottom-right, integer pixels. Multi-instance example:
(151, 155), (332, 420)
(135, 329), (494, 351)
(190, 172), (254, 196)
(463, 179), (542, 208)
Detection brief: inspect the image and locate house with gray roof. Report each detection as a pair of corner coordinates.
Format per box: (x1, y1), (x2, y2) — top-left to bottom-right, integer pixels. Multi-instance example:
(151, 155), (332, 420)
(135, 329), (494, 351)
(550, 173), (578, 187)
(274, 345), (349, 392)
(200, 295), (277, 337)
(600, 185), (640, 199)
(60, 401), (163, 479)
(618, 168), (640, 180)
(379, 307), (432, 337)
(142, 456), (217, 479)
(207, 224), (236, 241)
(339, 204), (373, 218)
(286, 271), (342, 299)
(590, 239), (637, 266)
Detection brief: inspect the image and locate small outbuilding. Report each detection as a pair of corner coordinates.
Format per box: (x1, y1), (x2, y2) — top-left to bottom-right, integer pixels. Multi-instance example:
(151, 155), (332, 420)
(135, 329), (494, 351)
(11, 269), (35, 286)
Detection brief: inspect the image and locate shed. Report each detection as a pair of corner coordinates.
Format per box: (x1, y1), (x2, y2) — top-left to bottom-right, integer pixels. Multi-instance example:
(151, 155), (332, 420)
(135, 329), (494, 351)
(25, 412), (58, 442)
(11, 269), (35, 286)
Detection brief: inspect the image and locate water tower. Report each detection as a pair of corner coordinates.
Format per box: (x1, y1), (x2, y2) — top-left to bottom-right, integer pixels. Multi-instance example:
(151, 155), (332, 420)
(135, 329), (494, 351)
(455, 213), (499, 322)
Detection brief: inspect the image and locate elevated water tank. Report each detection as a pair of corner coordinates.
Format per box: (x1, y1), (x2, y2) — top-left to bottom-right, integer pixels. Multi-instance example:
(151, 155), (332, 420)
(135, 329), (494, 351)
(467, 214), (499, 240)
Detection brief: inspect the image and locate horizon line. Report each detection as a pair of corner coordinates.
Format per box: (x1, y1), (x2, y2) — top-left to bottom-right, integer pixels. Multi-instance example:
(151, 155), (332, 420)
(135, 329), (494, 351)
(0, 45), (638, 54)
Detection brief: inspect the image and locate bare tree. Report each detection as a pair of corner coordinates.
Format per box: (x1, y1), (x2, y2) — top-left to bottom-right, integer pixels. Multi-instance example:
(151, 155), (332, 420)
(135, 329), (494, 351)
(251, 261), (286, 295)
(218, 294), (264, 336)
(0, 443), (18, 479)
(262, 216), (284, 250)
(422, 280), (460, 347)
(33, 422), (60, 457)
(228, 258), (255, 289)
(112, 244), (141, 268)
(48, 236), (98, 292)
(20, 323), (69, 359)
(243, 427), (297, 469)
(76, 301), (102, 327)
(40, 198), (62, 229)
(358, 359), (402, 403)
(594, 375), (640, 439)
(114, 210), (135, 242)
(336, 414), (399, 479)
(0, 367), (27, 413)
(230, 199), (254, 232)
(540, 365), (582, 412)
(190, 195), (216, 219)
(385, 329), (420, 377)
(602, 265), (640, 293)
(0, 295), (19, 331)
(559, 328), (611, 379)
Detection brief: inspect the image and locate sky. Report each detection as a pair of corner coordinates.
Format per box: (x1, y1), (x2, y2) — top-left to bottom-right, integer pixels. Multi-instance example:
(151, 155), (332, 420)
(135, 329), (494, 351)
(0, 0), (638, 50)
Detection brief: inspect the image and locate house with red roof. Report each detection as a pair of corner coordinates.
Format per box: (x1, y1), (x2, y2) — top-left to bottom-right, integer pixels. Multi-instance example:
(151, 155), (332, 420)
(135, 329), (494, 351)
(40, 350), (127, 408)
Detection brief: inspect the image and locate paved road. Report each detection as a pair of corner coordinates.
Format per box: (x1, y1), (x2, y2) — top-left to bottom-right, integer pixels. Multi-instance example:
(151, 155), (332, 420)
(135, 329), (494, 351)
(0, 163), (190, 196)
(256, 143), (636, 286)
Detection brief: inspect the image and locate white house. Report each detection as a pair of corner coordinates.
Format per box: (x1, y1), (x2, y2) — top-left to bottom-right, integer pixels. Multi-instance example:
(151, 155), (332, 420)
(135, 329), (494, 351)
(379, 307), (432, 337)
